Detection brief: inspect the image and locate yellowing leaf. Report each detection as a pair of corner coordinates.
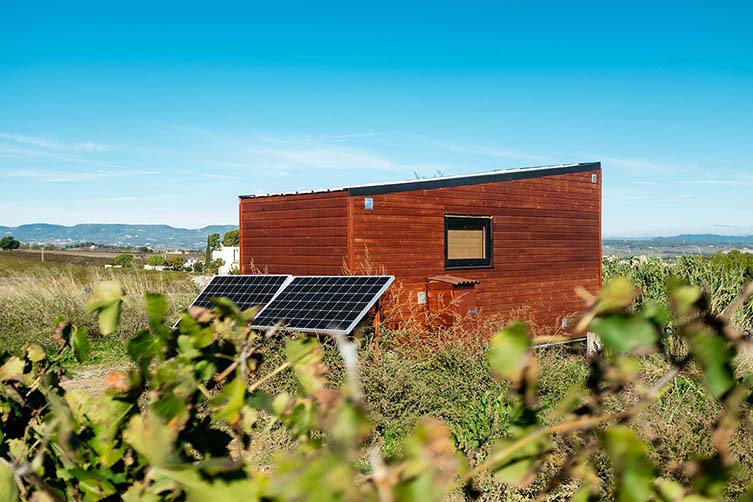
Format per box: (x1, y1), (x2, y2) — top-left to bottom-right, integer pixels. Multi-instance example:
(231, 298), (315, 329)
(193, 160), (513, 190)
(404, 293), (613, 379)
(25, 344), (46, 363)
(0, 461), (19, 502)
(124, 412), (177, 467)
(0, 356), (25, 382)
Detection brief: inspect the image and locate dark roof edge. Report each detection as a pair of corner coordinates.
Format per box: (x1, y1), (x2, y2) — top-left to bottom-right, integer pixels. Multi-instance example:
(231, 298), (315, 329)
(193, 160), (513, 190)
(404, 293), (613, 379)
(347, 162), (601, 197)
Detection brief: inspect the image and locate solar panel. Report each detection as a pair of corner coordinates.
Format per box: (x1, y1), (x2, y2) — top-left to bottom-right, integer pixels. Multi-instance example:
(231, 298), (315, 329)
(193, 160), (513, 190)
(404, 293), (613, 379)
(188, 274), (293, 312)
(251, 275), (395, 335)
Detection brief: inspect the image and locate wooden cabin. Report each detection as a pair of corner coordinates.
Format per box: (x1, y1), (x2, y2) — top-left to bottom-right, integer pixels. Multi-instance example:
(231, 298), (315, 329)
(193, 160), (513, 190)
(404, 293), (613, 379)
(238, 162), (602, 341)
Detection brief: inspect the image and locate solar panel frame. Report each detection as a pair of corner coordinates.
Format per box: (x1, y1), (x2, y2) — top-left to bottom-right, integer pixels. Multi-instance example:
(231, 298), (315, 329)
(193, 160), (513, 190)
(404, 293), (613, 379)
(250, 275), (395, 335)
(184, 274), (293, 315)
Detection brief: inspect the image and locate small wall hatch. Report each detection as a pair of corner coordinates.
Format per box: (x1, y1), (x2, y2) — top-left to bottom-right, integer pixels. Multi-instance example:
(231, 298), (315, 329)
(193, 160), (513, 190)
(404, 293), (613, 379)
(417, 291), (427, 305)
(364, 197), (374, 210)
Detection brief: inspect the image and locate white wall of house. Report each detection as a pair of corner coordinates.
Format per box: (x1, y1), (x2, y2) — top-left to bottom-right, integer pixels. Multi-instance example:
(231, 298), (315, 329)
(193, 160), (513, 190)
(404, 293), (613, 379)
(211, 246), (240, 275)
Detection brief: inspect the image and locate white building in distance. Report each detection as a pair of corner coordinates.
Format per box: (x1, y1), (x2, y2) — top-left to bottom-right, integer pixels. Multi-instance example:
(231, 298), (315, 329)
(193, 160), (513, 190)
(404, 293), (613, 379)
(211, 246), (240, 275)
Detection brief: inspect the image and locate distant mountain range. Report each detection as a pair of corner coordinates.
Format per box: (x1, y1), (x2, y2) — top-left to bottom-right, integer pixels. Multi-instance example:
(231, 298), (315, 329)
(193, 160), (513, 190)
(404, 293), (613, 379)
(2, 224), (751, 252)
(0, 224), (238, 250)
(605, 234), (753, 245)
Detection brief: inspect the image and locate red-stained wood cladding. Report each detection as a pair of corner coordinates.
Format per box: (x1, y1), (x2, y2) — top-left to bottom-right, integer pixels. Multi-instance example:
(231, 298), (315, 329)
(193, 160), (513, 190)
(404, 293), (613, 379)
(239, 167), (602, 338)
(240, 191), (349, 275)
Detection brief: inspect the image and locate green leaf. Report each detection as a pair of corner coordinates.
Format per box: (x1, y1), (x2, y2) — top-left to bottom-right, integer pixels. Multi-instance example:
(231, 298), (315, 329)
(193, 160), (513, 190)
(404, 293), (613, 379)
(591, 316), (658, 353)
(71, 327), (91, 363)
(331, 400), (371, 445)
(604, 426), (656, 502)
(397, 418), (459, 500)
(240, 406), (259, 435)
(285, 337), (326, 394)
(209, 373), (246, 425)
(488, 322), (530, 381)
(128, 330), (162, 367)
(596, 277), (638, 312)
(145, 293), (168, 328)
(210, 297), (242, 318)
(70, 468), (117, 500)
(489, 425), (549, 486)
(687, 331), (735, 399)
(153, 466), (263, 502)
(86, 281), (123, 335)
(670, 282), (703, 317)
(653, 478), (687, 501)
(153, 393), (190, 428)
(0, 461), (19, 502)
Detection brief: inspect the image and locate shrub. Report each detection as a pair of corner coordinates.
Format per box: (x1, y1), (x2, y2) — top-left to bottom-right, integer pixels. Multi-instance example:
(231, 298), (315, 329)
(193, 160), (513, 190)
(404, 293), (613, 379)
(111, 253), (133, 268)
(0, 235), (20, 250)
(1, 277), (752, 500)
(145, 255), (165, 267)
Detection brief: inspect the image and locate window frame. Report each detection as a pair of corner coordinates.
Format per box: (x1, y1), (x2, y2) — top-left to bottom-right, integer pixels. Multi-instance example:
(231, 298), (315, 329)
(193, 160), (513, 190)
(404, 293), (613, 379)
(443, 215), (494, 270)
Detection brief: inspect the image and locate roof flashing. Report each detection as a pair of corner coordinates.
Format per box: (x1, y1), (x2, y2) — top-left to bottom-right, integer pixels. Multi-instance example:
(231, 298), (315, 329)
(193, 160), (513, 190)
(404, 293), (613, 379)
(239, 162), (600, 199)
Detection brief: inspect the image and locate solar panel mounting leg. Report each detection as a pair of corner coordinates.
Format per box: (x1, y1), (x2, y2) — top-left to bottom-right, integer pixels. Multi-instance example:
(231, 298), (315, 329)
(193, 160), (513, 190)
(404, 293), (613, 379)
(586, 331), (602, 359)
(372, 300), (382, 364)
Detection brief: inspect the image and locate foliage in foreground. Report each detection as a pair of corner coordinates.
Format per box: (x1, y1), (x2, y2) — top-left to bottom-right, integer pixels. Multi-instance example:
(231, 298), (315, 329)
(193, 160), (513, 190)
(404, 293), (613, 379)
(1, 278), (753, 501)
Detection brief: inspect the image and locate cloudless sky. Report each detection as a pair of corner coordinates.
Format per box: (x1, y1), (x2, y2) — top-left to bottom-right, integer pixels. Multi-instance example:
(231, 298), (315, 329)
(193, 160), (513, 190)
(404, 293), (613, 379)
(1, 1), (752, 237)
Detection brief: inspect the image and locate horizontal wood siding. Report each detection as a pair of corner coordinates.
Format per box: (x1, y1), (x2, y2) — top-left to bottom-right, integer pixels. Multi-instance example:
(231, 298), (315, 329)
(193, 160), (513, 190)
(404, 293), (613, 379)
(239, 191), (349, 275)
(350, 169), (602, 336)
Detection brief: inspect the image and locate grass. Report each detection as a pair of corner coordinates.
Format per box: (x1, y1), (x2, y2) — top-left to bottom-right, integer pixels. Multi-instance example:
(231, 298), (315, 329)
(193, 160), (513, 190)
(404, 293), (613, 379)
(0, 253), (198, 357)
(252, 334), (753, 500)
(604, 254), (753, 331)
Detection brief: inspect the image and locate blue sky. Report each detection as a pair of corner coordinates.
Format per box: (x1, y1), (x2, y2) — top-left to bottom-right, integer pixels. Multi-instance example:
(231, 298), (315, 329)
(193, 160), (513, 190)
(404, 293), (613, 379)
(1, 1), (752, 237)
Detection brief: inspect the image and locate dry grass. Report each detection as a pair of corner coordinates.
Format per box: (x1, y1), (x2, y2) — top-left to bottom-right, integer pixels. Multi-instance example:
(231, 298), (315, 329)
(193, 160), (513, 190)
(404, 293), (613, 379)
(0, 258), (197, 354)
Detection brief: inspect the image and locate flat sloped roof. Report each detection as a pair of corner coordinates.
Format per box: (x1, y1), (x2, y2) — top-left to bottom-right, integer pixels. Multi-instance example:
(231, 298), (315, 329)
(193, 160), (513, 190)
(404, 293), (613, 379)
(239, 161), (600, 199)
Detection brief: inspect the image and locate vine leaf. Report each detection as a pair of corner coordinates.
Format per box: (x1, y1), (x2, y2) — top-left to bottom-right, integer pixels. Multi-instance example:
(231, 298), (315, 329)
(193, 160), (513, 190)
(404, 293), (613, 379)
(86, 281), (123, 335)
(604, 426), (656, 502)
(124, 411), (177, 468)
(286, 337), (327, 395)
(0, 462), (19, 502)
(590, 316), (657, 353)
(488, 322), (531, 382)
(686, 331), (735, 400)
(209, 373), (246, 425)
(71, 327), (91, 363)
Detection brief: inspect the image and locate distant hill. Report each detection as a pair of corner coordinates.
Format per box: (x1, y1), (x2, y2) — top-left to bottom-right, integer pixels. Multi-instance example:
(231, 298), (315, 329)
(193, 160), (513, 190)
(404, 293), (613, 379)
(605, 234), (753, 245)
(603, 234), (753, 258)
(0, 223), (237, 250)
(646, 234), (753, 245)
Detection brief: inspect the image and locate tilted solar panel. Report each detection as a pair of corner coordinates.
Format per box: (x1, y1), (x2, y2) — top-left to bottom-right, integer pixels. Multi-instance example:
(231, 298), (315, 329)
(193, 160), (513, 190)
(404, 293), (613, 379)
(188, 274), (293, 312)
(251, 275), (395, 335)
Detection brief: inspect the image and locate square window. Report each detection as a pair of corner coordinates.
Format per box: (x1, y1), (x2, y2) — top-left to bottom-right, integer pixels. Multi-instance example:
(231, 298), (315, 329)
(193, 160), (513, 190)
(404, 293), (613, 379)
(444, 215), (493, 269)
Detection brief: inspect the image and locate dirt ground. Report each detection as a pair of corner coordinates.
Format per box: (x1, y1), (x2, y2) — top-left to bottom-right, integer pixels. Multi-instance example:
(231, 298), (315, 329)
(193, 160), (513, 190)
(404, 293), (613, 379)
(61, 364), (127, 395)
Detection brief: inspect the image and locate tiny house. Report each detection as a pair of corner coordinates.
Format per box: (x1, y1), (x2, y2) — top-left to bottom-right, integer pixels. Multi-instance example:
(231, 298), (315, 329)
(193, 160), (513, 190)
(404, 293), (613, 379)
(239, 162), (602, 340)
